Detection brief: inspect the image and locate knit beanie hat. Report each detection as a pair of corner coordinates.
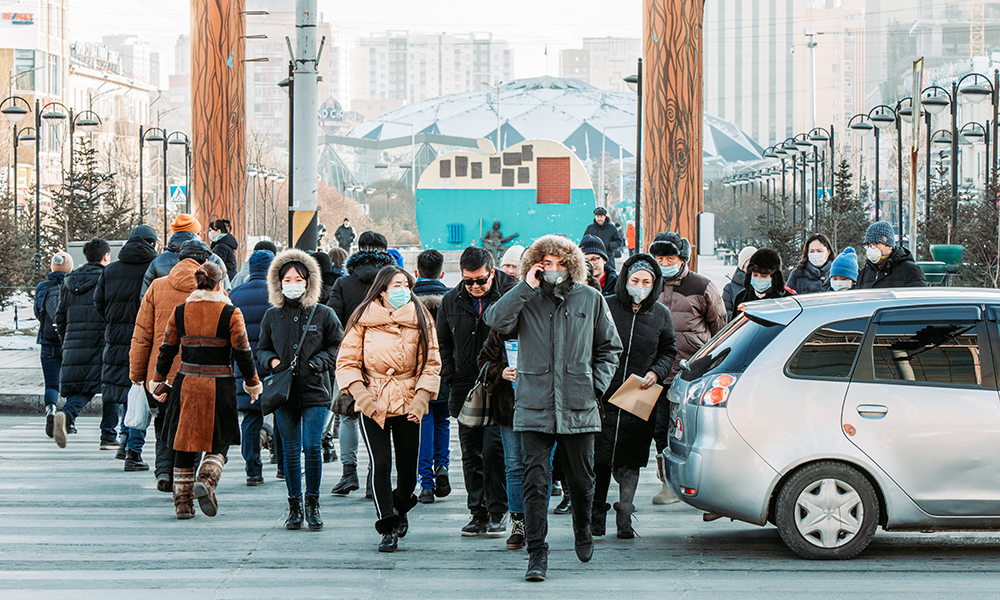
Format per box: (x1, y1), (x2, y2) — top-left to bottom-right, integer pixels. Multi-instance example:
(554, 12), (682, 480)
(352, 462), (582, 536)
(171, 214), (201, 234)
(578, 234), (608, 262)
(50, 251), (73, 273)
(830, 248), (860, 282)
(178, 239), (212, 264)
(248, 249), (274, 274)
(501, 244), (524, 267)
(130, 225), (158, 245)
(627, 260), (656, 278)
(738, 246), (758, 270)
(865, 221), (895, 246)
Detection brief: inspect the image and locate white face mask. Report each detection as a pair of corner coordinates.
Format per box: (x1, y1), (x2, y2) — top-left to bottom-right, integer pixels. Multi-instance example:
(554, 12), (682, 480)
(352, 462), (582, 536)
(282, 282), (306, 300)
(830, 279), (853, 291)
(865, 246), (884, 264)
(808, 251), (828, 268)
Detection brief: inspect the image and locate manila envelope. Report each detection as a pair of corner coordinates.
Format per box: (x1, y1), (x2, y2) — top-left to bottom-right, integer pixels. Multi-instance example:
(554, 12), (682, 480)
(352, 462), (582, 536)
(608, 374), (663, 421)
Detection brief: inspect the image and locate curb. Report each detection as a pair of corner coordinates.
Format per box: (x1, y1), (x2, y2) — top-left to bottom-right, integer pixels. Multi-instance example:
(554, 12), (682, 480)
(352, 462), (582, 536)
(0, 394), (106, 416)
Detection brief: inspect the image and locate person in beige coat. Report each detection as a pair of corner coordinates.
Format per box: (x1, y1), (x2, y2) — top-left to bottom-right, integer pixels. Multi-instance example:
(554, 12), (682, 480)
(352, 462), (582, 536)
(336, 265), (441, 553)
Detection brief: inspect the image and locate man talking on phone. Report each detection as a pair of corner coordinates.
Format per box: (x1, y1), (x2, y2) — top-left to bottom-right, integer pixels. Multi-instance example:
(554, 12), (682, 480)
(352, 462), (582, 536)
(484, 235), (622, 582)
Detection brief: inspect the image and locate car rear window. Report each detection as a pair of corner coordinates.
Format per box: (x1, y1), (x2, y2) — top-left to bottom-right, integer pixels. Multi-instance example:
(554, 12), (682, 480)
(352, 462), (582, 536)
(786, 317), (870, 380)
(682, 315), (785, 381)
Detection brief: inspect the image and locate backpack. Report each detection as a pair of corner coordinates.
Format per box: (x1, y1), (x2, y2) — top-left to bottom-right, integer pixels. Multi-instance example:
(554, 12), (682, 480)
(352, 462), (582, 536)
(39, 282), (61, 344)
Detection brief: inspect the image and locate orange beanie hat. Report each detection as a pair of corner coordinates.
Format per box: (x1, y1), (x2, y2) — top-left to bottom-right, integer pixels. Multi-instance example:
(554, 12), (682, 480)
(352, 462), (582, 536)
(171, 214), (201, 234)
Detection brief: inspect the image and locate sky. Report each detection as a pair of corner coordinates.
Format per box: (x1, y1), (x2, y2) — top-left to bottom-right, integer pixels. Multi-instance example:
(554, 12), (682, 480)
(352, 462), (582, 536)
(68, 0), (645, 87)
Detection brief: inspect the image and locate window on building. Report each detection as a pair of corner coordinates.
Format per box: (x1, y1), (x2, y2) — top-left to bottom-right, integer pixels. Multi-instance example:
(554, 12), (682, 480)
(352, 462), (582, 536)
(845, 61), (853, 72)
(49, 55), (59, 95)
(845, 45), (853, 56)
(833, 81), (840, 89)
(832, 64), (840, 73)
(14, 50), (36, 92)
(833, 98), (840, 106)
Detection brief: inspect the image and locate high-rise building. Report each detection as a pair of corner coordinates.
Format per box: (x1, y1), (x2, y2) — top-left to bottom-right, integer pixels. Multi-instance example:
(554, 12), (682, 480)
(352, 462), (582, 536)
(559, 37), (640, 93)
(351, 31), (513, 103)
(101, 34), (152, 84)
(174, 34), (191, 76)
(150, 52), (161, 89)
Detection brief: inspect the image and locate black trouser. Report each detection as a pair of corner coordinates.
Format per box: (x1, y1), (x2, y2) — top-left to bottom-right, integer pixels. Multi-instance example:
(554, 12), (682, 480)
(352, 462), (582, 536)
(458, 422), (507, 518)
(174, 447), (224, 468)
(521, 431), (595, 553)
(359, 414), (420, 522)
(594, 464), (640, 510)
(153, 405), (174, 478)
(652, 387), (673, 454)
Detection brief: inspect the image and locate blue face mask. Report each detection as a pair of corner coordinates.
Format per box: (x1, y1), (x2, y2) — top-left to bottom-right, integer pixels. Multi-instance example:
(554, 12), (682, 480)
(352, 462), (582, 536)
(750, 276), (772, 293)
(387, 288), (411, 309)
(660, 264), (680, 279)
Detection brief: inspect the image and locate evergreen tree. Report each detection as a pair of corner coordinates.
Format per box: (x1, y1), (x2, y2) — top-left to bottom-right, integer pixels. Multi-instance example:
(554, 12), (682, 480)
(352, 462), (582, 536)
(918, 152), (957, 259)
(824, 158), (871, 255)
(953, 165), (1000, 287)
(754, 194), (802, 275)
(45, 137), (137, 249)
(0, 188), (39, 307)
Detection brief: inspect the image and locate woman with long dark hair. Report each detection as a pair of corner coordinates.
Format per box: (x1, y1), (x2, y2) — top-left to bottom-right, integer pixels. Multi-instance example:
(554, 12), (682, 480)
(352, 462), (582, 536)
(336, 265), (441, 553)
(152, 261), (261, 519)
(257, 250), (344, 531)
(208, 219), (239, 277)
(786, 233), (834, 295)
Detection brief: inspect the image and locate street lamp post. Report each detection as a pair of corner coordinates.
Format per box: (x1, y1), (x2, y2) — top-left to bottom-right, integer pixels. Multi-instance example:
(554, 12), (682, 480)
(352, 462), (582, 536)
(958, 70), (999, 190)
(782, 138), (800, 224)
(921, 85), (957, 226)
(1, 96), (32, 222)
(849, 113), (876, 218)
(167, 132), (191, 214)
(139, 126), (166, 232)
(625, 61), (642, 251)
(870, 105), (897, 231)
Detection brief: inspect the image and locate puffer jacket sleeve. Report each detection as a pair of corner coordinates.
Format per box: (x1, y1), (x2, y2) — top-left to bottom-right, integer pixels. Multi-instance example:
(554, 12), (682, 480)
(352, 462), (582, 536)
(229, 307), (261, 394)
(901, 262), (927, 287)
(307, 308), (344, 373)
(414, 323), (441, 398)
(591, 296), (623, 396)
(335, 323), (367, 391)
(33, 281), (46, 320)
(55, 283), (69, 343)
(154, 307), (181, 380)
(650, 306), (677, 383)
(483, 281), (534, 335)
(703, 281), (728, 337)
(140, 261), (157, 298)
(94, 271), (107, 322)
(129, 287), (156, 383)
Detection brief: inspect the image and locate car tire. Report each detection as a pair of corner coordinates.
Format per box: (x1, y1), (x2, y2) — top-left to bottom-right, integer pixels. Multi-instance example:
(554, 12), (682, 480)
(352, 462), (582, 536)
(775, 461), (879, 560)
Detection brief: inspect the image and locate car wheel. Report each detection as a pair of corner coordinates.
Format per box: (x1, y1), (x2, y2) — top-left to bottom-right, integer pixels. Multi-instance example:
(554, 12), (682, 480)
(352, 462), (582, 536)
(775, 461), (879, 560)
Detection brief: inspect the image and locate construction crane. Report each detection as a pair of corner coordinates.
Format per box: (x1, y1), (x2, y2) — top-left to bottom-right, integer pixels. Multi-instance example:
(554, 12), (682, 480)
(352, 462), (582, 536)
(971, 0), (985, 58)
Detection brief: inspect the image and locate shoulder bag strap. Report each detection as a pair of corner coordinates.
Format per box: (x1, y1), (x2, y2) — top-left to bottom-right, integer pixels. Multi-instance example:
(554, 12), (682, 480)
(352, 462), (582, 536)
(290, 306), (317, 370)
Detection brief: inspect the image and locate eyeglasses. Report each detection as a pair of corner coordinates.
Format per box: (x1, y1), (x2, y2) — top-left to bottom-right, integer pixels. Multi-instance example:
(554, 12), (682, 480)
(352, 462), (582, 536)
(462, 276), (490, 287)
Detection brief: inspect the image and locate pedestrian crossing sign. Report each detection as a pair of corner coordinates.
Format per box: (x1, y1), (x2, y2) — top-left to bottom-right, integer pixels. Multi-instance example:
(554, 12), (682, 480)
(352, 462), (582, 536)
(170, 185), (186, 204)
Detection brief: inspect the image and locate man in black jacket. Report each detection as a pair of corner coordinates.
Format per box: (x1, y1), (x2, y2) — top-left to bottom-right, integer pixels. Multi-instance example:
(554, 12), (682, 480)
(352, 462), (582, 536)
(334, 218), (356, 252)
(583, 207), (624, 260)
(858, 221), (927, 289)
(437, 246), (516, 536)
(53, 238), (111, 449)
(95, 226), (158, 470)
(327, 231), (397, 495)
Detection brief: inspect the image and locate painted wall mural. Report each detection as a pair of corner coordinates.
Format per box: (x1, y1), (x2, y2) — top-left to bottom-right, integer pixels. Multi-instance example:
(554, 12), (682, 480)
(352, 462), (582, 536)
(643, 0), (704, 261)
(191, 0), (246, 254)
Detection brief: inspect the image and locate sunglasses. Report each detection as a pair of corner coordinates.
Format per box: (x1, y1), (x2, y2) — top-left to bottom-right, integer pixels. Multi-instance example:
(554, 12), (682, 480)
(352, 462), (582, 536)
(463, 276), (490, 287)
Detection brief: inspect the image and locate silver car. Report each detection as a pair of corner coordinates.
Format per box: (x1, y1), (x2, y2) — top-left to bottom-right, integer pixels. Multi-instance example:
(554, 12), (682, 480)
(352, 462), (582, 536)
(666, 289), (1000, 559)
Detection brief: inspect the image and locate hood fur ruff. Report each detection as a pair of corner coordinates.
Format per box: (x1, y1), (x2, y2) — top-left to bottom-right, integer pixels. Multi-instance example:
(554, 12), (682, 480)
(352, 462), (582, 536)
(519, 234), (588, 285)
(267, 249), (323, 308)
(185, 289), (232, 305)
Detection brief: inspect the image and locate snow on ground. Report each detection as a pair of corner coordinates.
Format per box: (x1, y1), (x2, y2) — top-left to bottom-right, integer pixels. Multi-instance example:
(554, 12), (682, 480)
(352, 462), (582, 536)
(0, 291), (39, 347)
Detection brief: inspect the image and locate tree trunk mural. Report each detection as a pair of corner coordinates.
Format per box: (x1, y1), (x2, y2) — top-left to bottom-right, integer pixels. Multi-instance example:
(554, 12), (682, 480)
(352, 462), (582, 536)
(643, 0), (703, 266)
(191, 0), (246, 257)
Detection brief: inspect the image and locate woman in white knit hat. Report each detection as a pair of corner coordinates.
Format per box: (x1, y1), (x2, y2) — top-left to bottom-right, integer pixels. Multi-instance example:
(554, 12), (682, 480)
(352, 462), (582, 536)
(499, 245), (525, 278)
(722, 246), (756, 320)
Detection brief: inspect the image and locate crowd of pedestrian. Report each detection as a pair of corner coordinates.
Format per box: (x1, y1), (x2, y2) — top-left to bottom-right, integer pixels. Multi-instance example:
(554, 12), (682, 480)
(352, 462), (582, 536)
(32, 210), (928, 582)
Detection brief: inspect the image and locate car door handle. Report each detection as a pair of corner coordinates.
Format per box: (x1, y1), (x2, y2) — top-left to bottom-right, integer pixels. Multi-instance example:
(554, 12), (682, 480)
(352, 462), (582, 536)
(857, 405), (888, 419)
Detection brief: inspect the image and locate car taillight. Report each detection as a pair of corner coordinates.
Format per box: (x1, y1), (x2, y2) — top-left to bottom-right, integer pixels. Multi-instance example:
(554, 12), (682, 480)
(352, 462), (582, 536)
(698, 373), (739, 407)
(681, 487), (697, 496)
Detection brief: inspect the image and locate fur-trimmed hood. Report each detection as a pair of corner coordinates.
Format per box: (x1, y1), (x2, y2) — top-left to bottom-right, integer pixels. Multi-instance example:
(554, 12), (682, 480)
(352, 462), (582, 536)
(267, 249), (323, 308)
(519, 234), (588, 285)
(345, 249), (396, 284)
(186, 289), (232, 304)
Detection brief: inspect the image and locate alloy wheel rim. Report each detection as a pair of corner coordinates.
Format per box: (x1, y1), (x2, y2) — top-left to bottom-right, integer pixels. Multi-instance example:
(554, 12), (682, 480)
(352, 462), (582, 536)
(794, 478), (864, 548)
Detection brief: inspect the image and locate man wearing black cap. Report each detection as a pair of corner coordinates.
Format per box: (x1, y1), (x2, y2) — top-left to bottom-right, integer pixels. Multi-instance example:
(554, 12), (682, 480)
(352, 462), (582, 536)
(95, 226), (160, 469)
(583, 208), (624, 262)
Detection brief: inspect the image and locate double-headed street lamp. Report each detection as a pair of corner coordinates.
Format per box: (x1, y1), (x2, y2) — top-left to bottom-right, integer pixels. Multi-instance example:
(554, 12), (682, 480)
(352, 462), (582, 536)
(958, 70), (999, 189)
(167, 132), (191, 213)
(848, 112), (879, 219)
(2, 95), (32, 222)
(139, 126), (167, 239)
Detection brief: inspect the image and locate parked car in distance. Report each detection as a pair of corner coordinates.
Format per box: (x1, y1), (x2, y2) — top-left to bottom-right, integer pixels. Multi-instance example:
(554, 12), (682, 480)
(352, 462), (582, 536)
(667, 289), (1000, 559)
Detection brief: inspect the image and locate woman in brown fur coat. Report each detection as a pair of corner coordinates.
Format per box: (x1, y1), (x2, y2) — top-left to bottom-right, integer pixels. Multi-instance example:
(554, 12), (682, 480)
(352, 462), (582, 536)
(153, 262), (262, 519)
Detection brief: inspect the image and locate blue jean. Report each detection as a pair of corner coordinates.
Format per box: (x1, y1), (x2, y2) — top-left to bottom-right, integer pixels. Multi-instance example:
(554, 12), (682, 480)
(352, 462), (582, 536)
(240, 410), (263, 478)
(338, 414), (358, 466)
(101, 402), (121, 444)
(275, 405), (326, 498)
(418, 402), (451, 490)
(39, 345), (61, 407)
(126, 427), (146, 452)
(500, 426), (524, 514)
(61, 394), (93, 425)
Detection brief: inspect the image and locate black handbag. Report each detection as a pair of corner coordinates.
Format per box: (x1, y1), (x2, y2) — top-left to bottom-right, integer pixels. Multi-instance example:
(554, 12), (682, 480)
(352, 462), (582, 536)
(260, 306), (316, 415)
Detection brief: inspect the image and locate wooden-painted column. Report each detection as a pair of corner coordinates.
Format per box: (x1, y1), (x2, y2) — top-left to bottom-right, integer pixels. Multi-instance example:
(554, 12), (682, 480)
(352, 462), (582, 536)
(191, 0), (246, 254)
(642, 0), (703, 265)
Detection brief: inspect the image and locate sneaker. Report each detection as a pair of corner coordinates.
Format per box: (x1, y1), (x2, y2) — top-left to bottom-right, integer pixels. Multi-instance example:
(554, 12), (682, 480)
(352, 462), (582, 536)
(246, 476), (264, 486)
(506, 513), (525, 550)
(418, 488), (435, 504)
(461, 515), (488, 537)
(434, 465), (451, 498)
(553, 493), (572, 515)
(66, 422), (77, 434)
(53, 412), (68, 448)
(525, 549), (548, 582)
(486, 513), (506, 537)
(100, 440), (120, 451)
(45, 405), (56, 438)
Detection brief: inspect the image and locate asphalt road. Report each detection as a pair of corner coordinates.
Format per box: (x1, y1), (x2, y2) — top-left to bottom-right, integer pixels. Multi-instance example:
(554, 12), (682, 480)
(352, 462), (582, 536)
(2, 414), (1000, 599)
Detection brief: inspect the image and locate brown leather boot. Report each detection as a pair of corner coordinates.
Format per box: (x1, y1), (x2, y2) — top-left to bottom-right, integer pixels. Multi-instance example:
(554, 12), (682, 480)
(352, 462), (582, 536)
(173, 467), (196, 519)
(193, 454), (225, 517)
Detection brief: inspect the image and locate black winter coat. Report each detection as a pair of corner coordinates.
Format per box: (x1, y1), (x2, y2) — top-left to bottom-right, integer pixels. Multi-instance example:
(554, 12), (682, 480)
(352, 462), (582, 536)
(414, 277), (451, 406)
(786, 260), (832, 295)
(600, 264), (618, 295)
(211, 233), (239, 277)
(230, 265), (270, 411)
(34, 272), (66, 346)
(857, 246), (927, 289)
(55, 263), (106, 397)
(94, 237), (158, 404)
(141, 231), (229, 296)
(722, 268), (745, 320)
(326, 250), (396, 325)
(437, 269), (516, 416)
(584, 220), (625, 256)
(595, 254), (677, 469)
(258, 301), (344, 410)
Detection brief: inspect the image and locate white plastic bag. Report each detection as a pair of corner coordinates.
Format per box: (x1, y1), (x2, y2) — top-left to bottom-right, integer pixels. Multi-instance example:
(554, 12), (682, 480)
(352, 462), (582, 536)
(124, 383), (151, 429)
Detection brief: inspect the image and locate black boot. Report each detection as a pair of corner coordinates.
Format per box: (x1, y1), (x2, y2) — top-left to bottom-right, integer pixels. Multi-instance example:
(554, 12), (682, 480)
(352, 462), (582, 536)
(304, 494), (323, 531)
(330, 463), (359, 495)
(45, 404), (56, 438)
(115, 439), (127, 461)
(321, 433), (338, 464)
(124, 450), (150, 472)
(376, 515), (400, 553)
(614, 501), (636, 539)
(286, 497), (304, 530)
(554, 488), (572, 514)
(393, 492), (418, 538)
(525, 549), (548, 582)
(591, 502), (611, 537)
